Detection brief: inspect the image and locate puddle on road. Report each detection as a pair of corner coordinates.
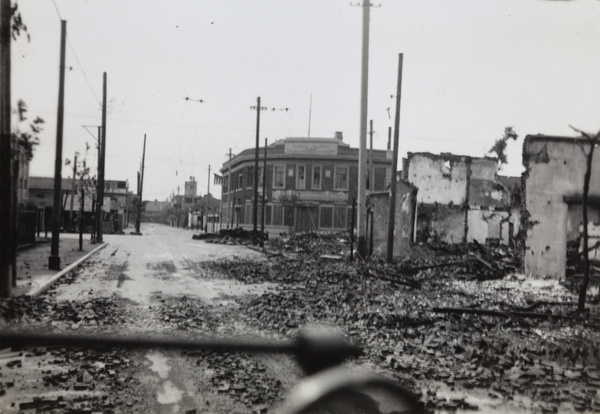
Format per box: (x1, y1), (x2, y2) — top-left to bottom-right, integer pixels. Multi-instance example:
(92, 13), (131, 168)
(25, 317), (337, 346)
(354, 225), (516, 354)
(157, 380), (184, 405)
(146, 351), (172, 379)
(146, 351), (185, 410)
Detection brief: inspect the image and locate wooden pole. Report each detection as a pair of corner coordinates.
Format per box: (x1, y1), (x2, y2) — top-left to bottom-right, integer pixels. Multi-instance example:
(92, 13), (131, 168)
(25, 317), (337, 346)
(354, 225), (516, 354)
(49, 21), (67, 270)
(386, 53), (404, 263)
(228, 149), (232, 228)
(69, 152), (77, 230)
(356, 0), (371, 259)
(136, 134), (146, 234)
(97, 73), (107, 243)
(253, 97), (261, 245)
(261, 138), (267, 241)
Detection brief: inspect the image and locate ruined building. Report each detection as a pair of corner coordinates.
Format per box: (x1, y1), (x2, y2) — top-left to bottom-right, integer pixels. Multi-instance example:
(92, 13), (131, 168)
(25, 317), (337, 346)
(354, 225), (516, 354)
(522, 135), (600, 278)
(403, 152), (519, 245)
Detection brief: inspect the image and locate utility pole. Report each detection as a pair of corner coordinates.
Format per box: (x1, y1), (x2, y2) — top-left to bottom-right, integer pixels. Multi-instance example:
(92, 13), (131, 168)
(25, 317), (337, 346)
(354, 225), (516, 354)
(78, 159), (86, 251)
(97, 72), (107, 243)
(261, 138), (267, 240)
(368, 120), (373, 192)
(387, 53), (404, 263)
(135, 134), (146, 234)
(69, 152), (78, 230)
(0, 0), (11, 296)
(48, 20), (67, 270)
(228, 149), (232, 229)
(206, 165), (211, 233)
(356, 0), (373, 259)
(251, 97), (266, 245)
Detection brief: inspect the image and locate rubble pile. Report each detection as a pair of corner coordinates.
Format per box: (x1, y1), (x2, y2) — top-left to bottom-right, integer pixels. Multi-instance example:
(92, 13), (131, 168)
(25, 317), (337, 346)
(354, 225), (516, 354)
(149, 295), (216, 332)
(193, 228), (268, 245)
(202, 252), (600, 412)
(267, 232), (350, 257)
(187, 350), (287, 411)
(0, 295), (125, 330)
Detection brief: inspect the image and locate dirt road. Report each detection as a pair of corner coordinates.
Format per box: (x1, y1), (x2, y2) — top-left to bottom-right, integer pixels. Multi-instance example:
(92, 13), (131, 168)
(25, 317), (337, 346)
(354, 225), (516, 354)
(1, 224), (298, 413)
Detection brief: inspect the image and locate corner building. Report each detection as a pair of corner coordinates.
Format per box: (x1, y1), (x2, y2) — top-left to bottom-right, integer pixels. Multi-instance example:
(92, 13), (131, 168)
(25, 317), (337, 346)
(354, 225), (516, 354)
(220, 132), (393, 235)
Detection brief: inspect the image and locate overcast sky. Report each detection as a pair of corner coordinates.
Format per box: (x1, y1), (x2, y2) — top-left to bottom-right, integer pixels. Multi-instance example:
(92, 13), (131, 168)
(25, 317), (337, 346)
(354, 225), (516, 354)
(12, 0), (600, 201)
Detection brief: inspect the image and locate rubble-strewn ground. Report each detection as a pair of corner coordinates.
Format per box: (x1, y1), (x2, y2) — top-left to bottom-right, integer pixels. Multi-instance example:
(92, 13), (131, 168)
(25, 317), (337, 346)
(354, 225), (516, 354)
(1, 227), (599, 413)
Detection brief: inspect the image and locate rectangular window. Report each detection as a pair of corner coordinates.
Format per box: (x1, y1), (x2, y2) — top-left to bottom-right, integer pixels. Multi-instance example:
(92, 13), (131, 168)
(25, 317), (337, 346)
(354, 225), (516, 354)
(247, 167), (254, 189)
(320, 206), (333, 229)
(374, 167), (387, 191)
(296, 165), (306, 189)
(237, 172), (243, 189)
(273, 204), (283, 226)
(334, 166), (349, 190)
(259, 167), (264, 187)
(334, 206), (347, 229)
(265, 205), (272, 226)
(312, 166), (322, 190)
(273, 165), (285, 189)
(283, 206), (294, 227)
(244, 202), (252, 225)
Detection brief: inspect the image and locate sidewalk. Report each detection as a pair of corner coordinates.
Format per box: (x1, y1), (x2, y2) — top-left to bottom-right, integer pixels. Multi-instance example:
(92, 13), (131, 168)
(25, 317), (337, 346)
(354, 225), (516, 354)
(13, 234), (105, 297)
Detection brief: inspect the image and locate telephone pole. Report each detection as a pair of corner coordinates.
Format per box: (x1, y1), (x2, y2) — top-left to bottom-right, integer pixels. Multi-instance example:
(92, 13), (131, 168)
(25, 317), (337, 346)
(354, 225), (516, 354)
(0, 0), (12, 296)
(206, 165), (211, 233)
(261, 138), (268, 239)
(48, 20), (67, 270)
(387, 53), (404, 263)
(69, 152), (78, 230)
(96, 73), (107, 243)
(356, 0), (373, 259)
(227, 149), (232, 228)
(252, 97), (265, 245)
(135, 134), (146, 234)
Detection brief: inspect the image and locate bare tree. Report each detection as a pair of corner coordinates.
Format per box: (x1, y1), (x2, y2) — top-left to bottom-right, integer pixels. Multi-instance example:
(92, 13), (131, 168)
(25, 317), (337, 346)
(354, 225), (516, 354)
(570, 126), (600, 312)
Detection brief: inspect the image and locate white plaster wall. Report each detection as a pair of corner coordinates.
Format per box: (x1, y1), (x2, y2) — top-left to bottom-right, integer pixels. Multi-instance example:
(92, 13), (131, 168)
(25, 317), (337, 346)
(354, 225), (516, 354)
(524, 137), (600, 278)
(408, 154), (467, 205)
(467, 210), (512, 244)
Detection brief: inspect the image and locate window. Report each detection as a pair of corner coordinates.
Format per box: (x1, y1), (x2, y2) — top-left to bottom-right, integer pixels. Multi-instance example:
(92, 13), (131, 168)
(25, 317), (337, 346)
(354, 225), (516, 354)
(265, 205), (272, 226)
(283, 206), (294, 227)
(320, 206), (333, 229)
(237, 172), (243, 189)
(259, 167), (264, 187)
(334, 206), (347, 229)
(244, 202), (252, 224)
(334, 166), (349, 190)
(296, 165), (306, 189)
(247, 167), (254, 189)
(312, 166), (321, 190)
(273, 204), (284, 226)
(273, 165), (285, 189)
(374, 167), (387, 191)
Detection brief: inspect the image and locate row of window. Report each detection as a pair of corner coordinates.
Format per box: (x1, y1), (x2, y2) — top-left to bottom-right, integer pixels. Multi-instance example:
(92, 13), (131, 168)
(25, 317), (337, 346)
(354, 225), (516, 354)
(223, 203), (352, 230)
(223, 165), (350, 193)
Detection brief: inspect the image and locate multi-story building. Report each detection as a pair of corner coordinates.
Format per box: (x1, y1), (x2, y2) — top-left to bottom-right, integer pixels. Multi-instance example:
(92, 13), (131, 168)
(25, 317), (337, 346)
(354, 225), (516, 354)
(220, 132), (393, 235)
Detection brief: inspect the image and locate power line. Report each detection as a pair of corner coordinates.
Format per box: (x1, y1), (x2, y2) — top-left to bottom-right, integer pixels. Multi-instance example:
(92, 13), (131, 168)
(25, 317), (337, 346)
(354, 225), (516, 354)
(51, 0), (101, 106)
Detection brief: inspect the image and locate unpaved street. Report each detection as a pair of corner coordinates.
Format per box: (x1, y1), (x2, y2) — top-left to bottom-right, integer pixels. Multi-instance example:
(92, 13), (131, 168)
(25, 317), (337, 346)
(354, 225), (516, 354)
(1, 224), (299, 413)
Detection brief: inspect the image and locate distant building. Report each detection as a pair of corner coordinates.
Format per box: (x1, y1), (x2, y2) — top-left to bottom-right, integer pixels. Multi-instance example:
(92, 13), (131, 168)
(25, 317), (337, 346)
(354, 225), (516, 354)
(220, 132), (393, 234)
(28, 176), (129, 233)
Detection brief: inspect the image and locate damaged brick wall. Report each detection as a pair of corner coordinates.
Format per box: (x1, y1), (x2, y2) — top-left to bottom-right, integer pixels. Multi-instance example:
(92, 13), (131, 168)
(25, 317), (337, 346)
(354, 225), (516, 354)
(522, 135), (600, 278)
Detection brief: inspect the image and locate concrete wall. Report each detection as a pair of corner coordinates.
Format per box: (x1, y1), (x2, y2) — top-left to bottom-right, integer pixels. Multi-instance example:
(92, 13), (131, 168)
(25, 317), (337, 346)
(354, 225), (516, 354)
(523, 135), (600, 278)
(407, 153), (468, 205)
(467, 209), (519, 245)
(368, 181), (417, 258)
(416, 203), (465, 244)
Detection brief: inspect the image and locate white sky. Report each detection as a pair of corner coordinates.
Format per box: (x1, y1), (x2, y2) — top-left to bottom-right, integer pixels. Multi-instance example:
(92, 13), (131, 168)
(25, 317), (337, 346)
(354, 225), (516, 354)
(12, 0), (600, 201)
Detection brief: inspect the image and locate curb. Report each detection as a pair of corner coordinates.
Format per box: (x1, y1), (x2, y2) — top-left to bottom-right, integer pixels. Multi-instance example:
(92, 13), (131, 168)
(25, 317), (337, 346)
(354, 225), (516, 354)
(26, 242), (109, 298)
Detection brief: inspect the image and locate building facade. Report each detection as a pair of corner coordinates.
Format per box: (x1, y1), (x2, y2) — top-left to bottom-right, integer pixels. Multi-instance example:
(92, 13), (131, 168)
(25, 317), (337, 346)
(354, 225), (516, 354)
(220, 132), (393, 235)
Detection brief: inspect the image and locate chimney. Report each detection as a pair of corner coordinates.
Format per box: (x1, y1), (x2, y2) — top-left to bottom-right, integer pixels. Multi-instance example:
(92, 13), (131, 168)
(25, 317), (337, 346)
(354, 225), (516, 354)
(334, 131), (343, 142)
